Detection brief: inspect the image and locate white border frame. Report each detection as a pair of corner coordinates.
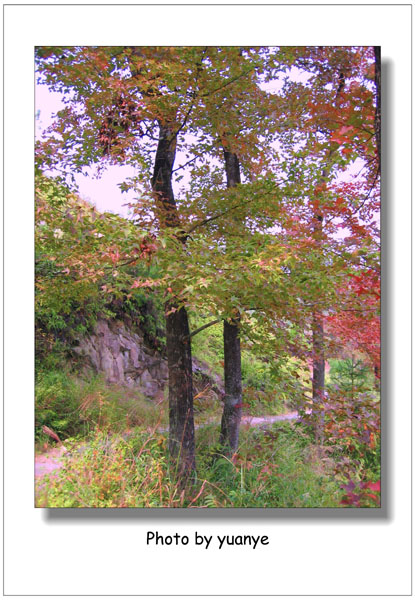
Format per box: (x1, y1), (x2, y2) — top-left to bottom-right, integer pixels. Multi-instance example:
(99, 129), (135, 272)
(3, 3), (412, 596)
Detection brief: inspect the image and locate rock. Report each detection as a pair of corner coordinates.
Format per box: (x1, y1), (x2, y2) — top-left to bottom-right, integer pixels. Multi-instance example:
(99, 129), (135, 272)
(73, 319), (223, 403)
(73, 319), (169, 399)
(193, 357), (224, 398)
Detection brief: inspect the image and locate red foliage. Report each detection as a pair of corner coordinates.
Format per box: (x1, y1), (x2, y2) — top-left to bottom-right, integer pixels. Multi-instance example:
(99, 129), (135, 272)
(340, 479), (380, 507)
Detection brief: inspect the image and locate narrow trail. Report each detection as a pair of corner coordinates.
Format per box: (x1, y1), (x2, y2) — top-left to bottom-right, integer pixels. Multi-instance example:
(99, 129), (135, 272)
(241, 412), (299, 426)
(35, 447), (67, 479)
(35, 411), (301, 480)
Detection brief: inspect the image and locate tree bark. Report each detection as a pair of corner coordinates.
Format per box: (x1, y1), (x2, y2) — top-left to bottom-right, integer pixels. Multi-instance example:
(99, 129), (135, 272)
(220, 318), (243, 453)
(374, 46), (381, 172)
(311, 210), (325, 445)
(312, 311), (325, 445)
(165, 301), (195, 476)
(219, 148), (243, 454)
(312, 312), (325, 401)
(151, 122), (195, 479)
(223, 149), (241, 187)
(312, 213), (325, 406)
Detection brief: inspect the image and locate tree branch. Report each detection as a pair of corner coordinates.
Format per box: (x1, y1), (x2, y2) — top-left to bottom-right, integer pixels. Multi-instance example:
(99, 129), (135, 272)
(189, 318), (222, 338)
(201, 66), (255, 98)
(171, 144), (216, 174)
(185, 195), (257, 236)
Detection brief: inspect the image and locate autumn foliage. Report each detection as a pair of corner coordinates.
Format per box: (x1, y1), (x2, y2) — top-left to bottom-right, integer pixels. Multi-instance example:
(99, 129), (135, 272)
(35, 46), (380, 505)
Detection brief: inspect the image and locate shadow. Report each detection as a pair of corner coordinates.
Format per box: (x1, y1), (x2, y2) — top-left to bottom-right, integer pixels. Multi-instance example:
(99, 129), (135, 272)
(44, 504), (384, 522)
(42, 58), (391, 525)
(379, 57), (391, 521)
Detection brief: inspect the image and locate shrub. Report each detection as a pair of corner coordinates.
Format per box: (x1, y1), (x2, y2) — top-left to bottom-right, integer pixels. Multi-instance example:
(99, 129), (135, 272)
(36, 422), (342, 508)
(35, 370), (87, 440)
(241, 354), (272, 390)
(299, 389), (380, 491)
(194, 423), (341, 508)
(328, 357), (375, 397)
(35, 371), (167, 442)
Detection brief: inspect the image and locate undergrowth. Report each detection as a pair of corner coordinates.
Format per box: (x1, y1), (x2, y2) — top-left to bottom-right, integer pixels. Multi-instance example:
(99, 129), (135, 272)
(35, 370), (168, 445)
(36, 422), (344, 508)
(35, 348), (379, 508)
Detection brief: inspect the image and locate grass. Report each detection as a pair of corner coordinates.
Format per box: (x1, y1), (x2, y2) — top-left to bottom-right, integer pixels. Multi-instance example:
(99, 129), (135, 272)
(194, 422), (342, 507)
(35, 369), (169, 448)
(36, 420), (344, 508)
(35, 361), (380, 508)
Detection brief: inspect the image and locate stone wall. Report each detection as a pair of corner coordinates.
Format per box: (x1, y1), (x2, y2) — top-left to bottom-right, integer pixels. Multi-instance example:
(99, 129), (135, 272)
(73, 320), (168, 398)
(73, 319), (224, 401)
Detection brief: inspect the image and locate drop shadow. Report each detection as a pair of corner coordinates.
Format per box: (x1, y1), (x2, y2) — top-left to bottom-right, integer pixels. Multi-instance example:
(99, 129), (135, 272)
(42, 58), (391, 525)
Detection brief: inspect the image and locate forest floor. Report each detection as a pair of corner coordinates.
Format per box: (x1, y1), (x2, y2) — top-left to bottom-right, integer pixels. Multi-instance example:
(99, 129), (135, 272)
(35, 410), (301, 480)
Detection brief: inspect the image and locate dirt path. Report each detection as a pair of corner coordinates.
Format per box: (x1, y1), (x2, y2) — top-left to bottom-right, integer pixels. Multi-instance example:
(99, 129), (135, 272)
(241, 411), (299, 426)
(35, 411), (300, 481)
(35, 446), (68, 479)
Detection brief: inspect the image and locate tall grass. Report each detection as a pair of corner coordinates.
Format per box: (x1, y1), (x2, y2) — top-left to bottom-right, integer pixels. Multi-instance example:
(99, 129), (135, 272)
(35, 370), (168, 445)
(36, 422), (343, 508)
(35, 364), (379, 508)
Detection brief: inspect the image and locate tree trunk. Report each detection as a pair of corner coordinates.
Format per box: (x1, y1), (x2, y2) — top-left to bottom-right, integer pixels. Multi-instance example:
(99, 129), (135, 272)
(220, 318), (243, 453)
(312, 312), (325, 402)
(151, 122), (195, 479)
(220, 148), (243, 454)
(165, 302), (195, 476)
(223, 149), (241, 187)
(312, 212), (325, 405)
(311, 210), (325, 444)
(312, 311), (325, 445)
(374, 46), (381, 172)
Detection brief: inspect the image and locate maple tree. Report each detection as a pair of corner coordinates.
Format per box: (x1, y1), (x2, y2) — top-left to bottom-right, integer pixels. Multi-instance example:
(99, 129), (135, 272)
(272, 47), (379, 412)
(36, 46), (271, 477)
(180, 47), (277, 454)
(37, 47), (198, 479)
(35, 46), (380, 488)
(219, 148), (243, 454)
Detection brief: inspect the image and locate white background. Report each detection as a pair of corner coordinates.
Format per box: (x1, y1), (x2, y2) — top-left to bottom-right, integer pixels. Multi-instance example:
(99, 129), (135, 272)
(3, 2), (411, 596)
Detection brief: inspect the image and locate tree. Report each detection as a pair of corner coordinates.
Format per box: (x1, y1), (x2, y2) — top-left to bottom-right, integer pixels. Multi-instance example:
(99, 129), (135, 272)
(151, 120), (195, 477)
(373, 46), (381, 172)
(161, 47), (283, 453)
(36, 45), (282, 475)
(36, 46), (212, 480)
(277, 47), (379, 411)
(35, 45), (380, 487)
(219, 149), (243, 454)
(330, 356), (373, 399)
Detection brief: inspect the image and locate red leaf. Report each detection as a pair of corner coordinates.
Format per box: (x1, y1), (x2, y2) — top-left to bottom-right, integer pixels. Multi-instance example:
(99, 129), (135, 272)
(338, 125), (354, 135)
(366, 480), (380, 492)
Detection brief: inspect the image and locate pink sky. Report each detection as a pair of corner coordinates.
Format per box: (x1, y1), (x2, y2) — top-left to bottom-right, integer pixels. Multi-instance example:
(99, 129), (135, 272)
(36, 74), (372, 224)
(36, 82), (197, 218)
(36, 83), (137, 217)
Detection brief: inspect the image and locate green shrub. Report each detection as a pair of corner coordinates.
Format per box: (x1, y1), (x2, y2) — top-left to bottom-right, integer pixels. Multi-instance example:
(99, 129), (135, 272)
(35, 371), (167, 442)
(328, 357), (375, 397)
(241, 354), (272, 390)
(35, 370), (86, 440)
(36, 422), (342, 508)
(190, 317), (223, 374)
